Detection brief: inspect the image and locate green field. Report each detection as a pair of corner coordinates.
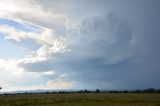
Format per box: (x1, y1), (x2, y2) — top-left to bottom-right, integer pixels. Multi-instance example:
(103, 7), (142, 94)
(0, 93), (160, 106)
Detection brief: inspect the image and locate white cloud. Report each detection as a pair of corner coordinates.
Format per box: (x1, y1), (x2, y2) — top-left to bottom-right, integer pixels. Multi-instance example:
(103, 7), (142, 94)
(0, 25), (53, 45)
(0, 0), (72, 61)
(0, 78), (75, 92)
(0, 23), (69, 60)
(0, 59), (32, 91)
(43, 71), (55, 75)
(45, 74), (75, 89)
(0, 58), (75, 92)
(0, 0), (70, 59)
(19, 79), (74, 91)
(0, 0), (67, 27)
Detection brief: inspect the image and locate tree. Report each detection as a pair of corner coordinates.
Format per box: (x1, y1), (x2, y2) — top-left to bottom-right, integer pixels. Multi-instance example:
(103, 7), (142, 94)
(144, 88), (155, 93)
(96, 89), (100, 93)
(84, 89), (90, 93)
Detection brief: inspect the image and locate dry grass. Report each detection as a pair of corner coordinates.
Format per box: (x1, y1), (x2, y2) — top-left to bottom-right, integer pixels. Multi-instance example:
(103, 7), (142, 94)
(0, 93), (160, 106)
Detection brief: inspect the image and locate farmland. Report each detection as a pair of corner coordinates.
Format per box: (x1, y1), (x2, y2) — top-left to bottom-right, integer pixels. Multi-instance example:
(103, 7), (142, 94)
(0, 93), (160, 106)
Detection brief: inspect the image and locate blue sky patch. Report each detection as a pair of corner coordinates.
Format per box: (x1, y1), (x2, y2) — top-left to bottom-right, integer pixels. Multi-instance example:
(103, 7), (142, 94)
(0, 33), (23, 59)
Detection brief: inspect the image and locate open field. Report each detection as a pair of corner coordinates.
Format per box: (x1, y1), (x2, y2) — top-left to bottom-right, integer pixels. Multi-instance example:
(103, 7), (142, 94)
(0, 93), (160, 106)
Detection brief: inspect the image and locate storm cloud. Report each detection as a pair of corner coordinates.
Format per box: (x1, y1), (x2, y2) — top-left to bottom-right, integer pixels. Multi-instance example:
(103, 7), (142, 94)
(18, 13), (138, 89)
(0, 0), (160, 91)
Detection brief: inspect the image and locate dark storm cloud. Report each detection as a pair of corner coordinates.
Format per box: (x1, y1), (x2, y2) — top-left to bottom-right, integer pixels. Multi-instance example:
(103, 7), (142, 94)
(19, 13), (138, 89)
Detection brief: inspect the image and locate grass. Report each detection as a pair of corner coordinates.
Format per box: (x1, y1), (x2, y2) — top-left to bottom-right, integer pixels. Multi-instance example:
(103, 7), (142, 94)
(0, 93), (160, 106)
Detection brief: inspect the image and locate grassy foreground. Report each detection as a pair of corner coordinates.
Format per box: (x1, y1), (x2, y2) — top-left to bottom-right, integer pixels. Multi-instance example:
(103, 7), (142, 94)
(0, 93), (160, 106)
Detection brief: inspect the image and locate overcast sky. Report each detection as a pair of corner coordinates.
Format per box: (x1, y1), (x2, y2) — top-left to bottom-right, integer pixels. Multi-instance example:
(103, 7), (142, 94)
(0, 0), (160, 92)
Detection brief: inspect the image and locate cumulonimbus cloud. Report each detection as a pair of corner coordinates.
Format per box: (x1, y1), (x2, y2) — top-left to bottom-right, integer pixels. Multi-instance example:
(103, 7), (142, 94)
(3, 0), (157, 90)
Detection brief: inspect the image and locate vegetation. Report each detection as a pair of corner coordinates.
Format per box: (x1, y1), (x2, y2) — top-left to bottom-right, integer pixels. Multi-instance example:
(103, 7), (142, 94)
(0, 92), (160, 106)
(0, 88), (160, 106)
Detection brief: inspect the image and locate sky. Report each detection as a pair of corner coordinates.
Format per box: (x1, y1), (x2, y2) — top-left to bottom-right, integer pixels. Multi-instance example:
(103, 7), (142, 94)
(0, 0), (160, 92)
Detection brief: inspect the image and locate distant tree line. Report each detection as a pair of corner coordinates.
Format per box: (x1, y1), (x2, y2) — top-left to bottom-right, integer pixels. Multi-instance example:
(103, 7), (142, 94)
(57, 88), (160, 94)
(1, 88), (160, 96)
(107, 88), (160, 93)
